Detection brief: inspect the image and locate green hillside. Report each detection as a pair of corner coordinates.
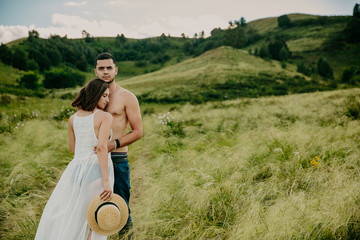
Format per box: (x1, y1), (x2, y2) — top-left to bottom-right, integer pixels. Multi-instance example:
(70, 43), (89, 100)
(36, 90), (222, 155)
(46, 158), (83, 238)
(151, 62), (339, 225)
(120, 46), (314, 103)
(247, 13), (318, 34)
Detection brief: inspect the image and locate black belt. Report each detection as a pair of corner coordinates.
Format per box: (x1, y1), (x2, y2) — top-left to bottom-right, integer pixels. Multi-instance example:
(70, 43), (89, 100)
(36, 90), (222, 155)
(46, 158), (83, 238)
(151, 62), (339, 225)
(111, 153), (128, 163)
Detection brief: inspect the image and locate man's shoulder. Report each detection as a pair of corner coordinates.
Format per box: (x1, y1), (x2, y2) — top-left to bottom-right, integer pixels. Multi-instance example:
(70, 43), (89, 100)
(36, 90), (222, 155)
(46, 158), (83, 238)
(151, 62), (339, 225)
(115, 86), (138, 99)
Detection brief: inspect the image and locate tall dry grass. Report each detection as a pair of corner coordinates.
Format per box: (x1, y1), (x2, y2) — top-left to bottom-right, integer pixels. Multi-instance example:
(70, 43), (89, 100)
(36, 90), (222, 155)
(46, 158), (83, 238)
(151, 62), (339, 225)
(126, 88), (360, 239)
(1, 88), (360, 239)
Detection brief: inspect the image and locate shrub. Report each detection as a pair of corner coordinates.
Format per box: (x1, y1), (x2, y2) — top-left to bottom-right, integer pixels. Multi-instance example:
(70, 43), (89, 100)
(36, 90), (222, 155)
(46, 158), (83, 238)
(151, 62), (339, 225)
(158, 112), (185, 137)
(0, 94), (12, 104)
(344, 96), (360, 120)
(43, 68), (85, 89)
(18, 72), (39, 89)
(297, 62), (311, 76)
(341, 67), (356, 84)
(317, 57), (334, 79)
(259, 45), (271, 59)
(278, 15), (292, 28)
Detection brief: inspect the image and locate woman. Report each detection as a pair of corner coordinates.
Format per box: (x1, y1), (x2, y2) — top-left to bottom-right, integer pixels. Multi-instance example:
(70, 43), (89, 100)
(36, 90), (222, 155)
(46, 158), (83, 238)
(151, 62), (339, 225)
(35, 79), (114, 240)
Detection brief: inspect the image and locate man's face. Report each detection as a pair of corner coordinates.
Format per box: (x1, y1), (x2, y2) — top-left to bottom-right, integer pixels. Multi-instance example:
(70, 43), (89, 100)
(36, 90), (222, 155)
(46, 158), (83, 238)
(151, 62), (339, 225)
(94, 59), (118, 83)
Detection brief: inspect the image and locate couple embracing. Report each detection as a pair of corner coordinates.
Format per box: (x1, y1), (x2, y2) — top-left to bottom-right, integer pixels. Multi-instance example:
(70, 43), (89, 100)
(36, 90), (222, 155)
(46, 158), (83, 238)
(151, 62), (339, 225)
(35, 53), (143, 240)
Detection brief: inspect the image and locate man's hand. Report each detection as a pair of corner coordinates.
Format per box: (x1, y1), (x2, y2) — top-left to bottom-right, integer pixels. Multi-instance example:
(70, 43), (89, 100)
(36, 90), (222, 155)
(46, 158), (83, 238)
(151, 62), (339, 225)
(94, 140), (115, 153)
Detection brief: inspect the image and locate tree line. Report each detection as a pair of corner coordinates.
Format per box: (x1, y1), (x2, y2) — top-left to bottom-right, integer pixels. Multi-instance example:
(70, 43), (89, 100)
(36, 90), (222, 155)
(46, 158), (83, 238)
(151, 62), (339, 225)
(0, 3), (359, 93)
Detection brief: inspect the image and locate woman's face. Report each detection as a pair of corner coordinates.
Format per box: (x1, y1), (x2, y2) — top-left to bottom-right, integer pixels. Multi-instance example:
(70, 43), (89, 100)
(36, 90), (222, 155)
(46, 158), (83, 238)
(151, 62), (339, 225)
(97, 88), (110, 110)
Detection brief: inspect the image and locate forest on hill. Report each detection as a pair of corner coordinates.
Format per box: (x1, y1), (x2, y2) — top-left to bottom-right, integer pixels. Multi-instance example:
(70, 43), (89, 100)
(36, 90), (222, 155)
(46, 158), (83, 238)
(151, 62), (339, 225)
(0, 4), (359, 101)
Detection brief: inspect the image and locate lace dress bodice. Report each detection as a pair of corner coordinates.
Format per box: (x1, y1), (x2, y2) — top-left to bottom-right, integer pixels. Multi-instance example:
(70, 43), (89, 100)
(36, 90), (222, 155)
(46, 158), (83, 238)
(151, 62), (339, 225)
(73, 110), (99, 159)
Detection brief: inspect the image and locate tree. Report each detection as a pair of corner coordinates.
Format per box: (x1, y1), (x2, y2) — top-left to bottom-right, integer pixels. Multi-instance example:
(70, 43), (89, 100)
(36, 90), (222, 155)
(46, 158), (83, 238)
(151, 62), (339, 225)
(353, 3), (360, 18)
(12, 47), (28, 70)
(82, 30), (94, 43)
(317, 57), (334, 79)
(341, 67), (356, 84)
(279, 46), (290, 62)
(43, 68), (85, 89)
(259, 45), (271, 59)
(26, 59), (39, 71)
(268, 40), (290, 61)
(297, 62), (311, 76)
(183, 41), (194, 55)
(0, 44), (12, 65)
(19, 72), (39, 89)
(223, 27), (247, 49)
(28, 30), (39, 42)
(278, 15), (291, 28)
(28, 49), (51, 71)
(115, 34), (127, 45)
(240, 17), (247, 27)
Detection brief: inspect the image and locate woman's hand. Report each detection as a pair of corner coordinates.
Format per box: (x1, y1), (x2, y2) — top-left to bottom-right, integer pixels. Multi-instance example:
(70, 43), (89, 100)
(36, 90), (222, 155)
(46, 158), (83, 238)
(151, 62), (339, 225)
(100, 180), (113, 201)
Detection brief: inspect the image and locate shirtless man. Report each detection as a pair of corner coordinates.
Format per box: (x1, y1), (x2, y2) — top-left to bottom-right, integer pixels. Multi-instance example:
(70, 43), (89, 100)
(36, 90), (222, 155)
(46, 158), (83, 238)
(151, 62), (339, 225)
(94, 53), (143, 236)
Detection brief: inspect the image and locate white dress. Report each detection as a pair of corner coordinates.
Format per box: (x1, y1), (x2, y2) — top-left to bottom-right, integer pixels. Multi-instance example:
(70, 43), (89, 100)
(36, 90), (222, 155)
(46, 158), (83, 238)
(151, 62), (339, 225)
(35, 110), (114, 240)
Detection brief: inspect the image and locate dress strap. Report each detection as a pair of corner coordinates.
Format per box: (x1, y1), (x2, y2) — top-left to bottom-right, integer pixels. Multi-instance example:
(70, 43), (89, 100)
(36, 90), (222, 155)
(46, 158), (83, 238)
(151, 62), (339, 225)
(93, 109), (101, 115)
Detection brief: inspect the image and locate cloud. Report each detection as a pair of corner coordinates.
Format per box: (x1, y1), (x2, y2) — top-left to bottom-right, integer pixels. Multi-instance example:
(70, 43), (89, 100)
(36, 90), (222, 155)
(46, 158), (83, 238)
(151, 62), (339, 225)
(0, 25), (31, 44)
(0, 13), (228, 44)
(64, 1), (88, 7)
(107, 0), (141, 7)
(167, 15), (228, 37)
(51, 13), (129, 37)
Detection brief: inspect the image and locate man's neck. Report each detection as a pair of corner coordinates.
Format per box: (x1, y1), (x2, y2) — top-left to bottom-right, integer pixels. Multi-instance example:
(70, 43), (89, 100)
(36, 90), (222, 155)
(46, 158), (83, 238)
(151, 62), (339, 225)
(109, 80), (118, 92)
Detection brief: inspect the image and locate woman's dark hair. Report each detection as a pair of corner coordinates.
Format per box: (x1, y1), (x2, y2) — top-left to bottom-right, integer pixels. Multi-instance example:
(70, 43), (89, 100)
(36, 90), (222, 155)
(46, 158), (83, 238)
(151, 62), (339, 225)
(72, 79), (109, 111)
(94, 52), (116, 68)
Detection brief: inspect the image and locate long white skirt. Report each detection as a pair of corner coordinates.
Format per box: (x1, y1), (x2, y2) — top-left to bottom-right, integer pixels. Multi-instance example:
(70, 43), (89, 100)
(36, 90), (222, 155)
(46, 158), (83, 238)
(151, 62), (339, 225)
(35, 155), (114, 240)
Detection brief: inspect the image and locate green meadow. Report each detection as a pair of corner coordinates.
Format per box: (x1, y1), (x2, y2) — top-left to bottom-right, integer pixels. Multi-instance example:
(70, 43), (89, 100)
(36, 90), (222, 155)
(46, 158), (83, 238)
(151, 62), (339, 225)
(1, 87), (360, 239)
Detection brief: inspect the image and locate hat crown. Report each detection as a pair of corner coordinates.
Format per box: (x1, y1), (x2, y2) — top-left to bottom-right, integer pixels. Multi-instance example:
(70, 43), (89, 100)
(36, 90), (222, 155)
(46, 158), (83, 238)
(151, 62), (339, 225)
(97, 205), (121, 230)
(87, 194), (129, 236)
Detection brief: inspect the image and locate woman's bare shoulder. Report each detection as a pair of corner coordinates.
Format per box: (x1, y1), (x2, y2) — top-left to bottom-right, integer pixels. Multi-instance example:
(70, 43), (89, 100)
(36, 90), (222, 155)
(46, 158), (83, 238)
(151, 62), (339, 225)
(68, 114), (75, 126)
(96, 110), (113, 120)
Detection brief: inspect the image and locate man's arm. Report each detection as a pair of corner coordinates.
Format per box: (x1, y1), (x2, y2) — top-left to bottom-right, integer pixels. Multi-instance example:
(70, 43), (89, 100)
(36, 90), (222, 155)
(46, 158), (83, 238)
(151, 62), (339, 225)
(116, 92), (143, 148)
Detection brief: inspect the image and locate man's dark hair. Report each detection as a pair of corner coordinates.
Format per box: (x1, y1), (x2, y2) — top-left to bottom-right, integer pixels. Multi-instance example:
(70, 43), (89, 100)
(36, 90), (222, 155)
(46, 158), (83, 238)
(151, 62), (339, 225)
(94, 52), (116, 68)
(72, 78), (109, 111)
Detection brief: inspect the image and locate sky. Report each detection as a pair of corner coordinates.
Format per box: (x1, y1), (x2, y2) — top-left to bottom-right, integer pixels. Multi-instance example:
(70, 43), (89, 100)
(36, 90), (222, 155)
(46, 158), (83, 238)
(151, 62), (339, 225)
(0, 0), (357, 44)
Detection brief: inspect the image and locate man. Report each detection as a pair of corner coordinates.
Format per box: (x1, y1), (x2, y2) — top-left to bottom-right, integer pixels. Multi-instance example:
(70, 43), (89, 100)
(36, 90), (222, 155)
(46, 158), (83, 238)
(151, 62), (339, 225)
(94, 53), (143, 237)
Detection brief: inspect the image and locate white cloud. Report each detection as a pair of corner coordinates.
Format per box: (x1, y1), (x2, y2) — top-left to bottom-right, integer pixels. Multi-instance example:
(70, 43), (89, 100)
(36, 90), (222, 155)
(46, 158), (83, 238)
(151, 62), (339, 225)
(0, 25), (30, 44)
(167, 15), (227, 37)
(107, 0), (145, 7)
(0, 13), (228, 44)
(64, 1), (88, 7)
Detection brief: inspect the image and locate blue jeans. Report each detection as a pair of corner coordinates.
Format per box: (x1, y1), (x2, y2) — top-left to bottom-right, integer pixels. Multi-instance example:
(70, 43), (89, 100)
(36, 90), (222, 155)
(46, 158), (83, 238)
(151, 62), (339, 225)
(111, 153), (132, 223)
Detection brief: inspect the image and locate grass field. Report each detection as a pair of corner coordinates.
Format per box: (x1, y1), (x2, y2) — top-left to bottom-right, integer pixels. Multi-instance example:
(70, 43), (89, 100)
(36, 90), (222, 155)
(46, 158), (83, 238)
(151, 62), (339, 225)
(1, 87), (360, 239)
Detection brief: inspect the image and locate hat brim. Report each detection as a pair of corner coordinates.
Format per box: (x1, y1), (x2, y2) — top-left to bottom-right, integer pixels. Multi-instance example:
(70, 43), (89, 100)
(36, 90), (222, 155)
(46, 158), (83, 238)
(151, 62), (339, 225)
(87, 194), (129, 236)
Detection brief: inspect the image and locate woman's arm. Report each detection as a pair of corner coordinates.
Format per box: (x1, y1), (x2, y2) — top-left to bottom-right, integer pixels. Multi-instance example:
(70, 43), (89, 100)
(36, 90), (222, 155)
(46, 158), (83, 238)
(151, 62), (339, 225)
(68, 115), (75, 154)
(96, 112), (113, 201)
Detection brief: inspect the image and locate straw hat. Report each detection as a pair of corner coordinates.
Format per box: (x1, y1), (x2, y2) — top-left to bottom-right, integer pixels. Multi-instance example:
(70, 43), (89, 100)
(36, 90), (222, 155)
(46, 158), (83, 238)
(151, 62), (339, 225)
(87, 194), (129, 236)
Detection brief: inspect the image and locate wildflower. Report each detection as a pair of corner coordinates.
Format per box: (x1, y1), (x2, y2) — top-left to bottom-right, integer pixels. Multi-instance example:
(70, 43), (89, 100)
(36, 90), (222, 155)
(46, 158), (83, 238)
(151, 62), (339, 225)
(274, 148), (283, 153)
(310, 156), (320, 168)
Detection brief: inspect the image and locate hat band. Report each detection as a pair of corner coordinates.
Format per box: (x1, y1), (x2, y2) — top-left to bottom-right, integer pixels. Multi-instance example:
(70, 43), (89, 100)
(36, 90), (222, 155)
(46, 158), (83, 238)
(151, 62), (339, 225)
(94, 202), (120, 224)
